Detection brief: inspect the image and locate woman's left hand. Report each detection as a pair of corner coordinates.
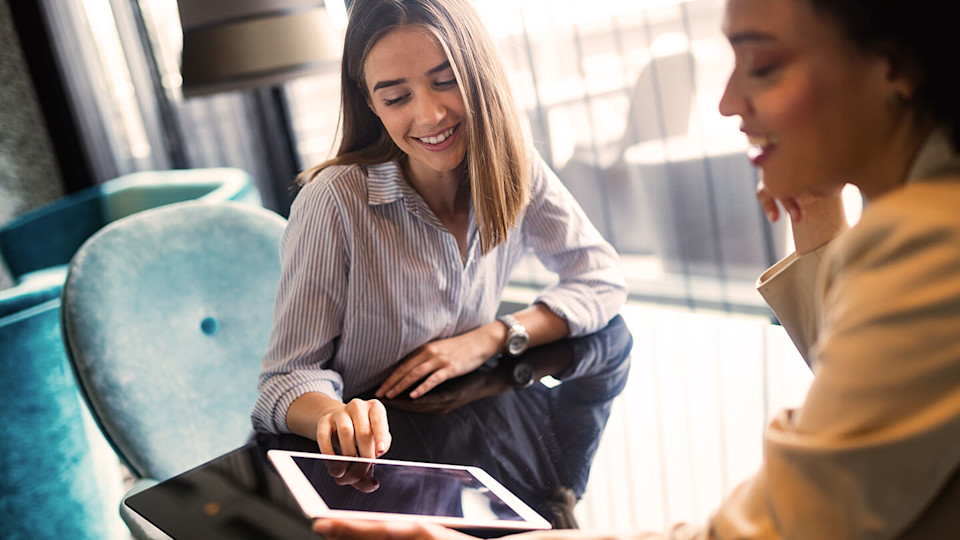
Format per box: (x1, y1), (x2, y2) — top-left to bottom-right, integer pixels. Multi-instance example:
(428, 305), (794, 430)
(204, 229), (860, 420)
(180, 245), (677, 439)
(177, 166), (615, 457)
(376, 328), (497, 400)
(313, 519), (471, 540)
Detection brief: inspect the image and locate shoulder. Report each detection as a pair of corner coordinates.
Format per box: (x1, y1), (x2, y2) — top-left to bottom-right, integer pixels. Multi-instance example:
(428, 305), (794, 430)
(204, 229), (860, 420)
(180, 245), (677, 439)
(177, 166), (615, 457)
(292, 164), (370, 217)
(834, 178), (960, 265)
(822, 178), (960, 321)
(525, 148), (561, 199)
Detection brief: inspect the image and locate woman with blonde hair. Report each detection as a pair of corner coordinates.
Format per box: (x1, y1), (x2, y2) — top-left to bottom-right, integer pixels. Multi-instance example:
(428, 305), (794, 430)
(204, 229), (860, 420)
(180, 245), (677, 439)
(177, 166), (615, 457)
(252, 0), (626, 461)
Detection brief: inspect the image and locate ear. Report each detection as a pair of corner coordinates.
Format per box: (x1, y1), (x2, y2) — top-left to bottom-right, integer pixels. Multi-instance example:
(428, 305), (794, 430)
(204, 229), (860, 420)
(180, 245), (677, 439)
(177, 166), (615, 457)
(883, 53), (921, 102)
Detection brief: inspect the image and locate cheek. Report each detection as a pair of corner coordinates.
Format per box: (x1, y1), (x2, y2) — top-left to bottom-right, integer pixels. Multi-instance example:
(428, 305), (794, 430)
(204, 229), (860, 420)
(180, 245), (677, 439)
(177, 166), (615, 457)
(759, 76), (823, 137)
(377, 114), (408, 144)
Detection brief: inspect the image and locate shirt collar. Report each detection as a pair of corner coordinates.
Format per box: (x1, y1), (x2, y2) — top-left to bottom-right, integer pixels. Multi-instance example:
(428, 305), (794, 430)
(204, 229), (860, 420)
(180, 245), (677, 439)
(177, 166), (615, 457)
(365, 161), (408, 206)
(364, 160), (450, 231)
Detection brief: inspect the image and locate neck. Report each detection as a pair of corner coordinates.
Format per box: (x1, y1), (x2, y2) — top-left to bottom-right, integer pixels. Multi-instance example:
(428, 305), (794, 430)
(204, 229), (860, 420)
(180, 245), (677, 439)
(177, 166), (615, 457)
(402, 158), (469, 219)
(855, 116), (934, 202)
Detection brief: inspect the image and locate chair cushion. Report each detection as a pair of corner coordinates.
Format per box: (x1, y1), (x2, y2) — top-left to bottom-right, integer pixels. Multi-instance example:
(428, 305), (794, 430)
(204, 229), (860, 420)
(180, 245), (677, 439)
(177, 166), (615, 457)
(61, 201), (285, 480)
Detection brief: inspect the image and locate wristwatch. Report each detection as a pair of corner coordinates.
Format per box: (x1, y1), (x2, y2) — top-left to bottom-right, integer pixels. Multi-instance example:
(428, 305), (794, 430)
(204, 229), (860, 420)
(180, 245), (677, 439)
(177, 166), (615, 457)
(497, 314), (530, 357)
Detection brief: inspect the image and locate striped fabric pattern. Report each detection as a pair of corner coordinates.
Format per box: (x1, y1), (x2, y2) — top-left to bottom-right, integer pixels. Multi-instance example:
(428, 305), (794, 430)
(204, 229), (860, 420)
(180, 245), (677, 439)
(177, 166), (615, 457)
(252, 152), (627, 434)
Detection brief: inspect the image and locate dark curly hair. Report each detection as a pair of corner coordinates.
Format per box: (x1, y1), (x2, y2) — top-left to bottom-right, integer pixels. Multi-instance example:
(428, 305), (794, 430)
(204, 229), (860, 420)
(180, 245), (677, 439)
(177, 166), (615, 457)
(806, 0), (959, 151)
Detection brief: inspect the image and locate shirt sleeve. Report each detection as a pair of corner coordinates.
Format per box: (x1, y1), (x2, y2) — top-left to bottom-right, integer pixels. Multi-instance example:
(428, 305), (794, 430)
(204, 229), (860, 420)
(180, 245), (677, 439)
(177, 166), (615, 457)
(755, 241), (833, 367)
(521, 152), (628, 337)
(712, 186), (960, 538)
(251, 175), (350, 434)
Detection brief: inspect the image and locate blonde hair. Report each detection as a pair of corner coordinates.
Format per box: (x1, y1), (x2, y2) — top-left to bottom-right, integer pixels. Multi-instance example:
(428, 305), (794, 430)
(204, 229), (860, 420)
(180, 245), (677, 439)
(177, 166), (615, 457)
(299, 0), (529, 253)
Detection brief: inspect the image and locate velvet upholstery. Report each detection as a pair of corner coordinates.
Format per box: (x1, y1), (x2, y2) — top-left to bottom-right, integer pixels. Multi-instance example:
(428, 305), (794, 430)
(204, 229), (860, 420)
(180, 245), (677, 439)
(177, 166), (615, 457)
(0, 267), (64, 319)
(0, 167), (260, 282)
(0, 295), (126, 539)
(60, 201), (285, 538)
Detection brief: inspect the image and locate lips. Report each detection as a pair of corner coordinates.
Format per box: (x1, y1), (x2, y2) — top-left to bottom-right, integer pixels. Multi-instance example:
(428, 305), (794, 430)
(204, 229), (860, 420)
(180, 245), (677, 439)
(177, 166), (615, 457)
(745, 133), (778, 166)
(414, 125), (457, 145)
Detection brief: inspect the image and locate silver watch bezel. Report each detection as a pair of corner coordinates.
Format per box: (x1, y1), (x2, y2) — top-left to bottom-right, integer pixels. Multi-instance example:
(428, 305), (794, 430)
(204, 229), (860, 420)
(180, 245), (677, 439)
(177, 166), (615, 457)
(498, 314), (529, 357)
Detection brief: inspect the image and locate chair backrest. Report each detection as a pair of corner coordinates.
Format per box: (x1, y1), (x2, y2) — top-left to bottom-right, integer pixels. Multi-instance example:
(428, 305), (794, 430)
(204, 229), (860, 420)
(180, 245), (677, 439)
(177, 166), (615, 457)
(61, 201), (285, 481)
(0, 167), (259, 281)
(622, 48), (696, 149)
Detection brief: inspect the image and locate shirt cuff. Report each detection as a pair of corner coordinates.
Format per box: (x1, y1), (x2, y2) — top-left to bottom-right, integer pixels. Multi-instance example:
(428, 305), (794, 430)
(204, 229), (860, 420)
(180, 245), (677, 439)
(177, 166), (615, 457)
(253, 378), (341, 434)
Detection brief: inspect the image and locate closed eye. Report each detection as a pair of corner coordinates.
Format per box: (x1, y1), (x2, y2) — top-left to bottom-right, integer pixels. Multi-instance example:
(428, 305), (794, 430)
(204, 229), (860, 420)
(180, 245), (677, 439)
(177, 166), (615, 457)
(749, 64), (780, 78)
(384, 94), (411, 106)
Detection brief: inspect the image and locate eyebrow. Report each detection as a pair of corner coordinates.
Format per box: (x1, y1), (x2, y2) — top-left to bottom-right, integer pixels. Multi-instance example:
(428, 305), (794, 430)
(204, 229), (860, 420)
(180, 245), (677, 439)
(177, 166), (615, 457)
(727, 31), (775, 46)
(372, 61), (453, 92)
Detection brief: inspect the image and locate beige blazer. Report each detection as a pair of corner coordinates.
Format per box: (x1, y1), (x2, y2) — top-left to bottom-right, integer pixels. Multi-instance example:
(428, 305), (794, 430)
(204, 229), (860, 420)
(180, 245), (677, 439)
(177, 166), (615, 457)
(518, 130), (960, 540)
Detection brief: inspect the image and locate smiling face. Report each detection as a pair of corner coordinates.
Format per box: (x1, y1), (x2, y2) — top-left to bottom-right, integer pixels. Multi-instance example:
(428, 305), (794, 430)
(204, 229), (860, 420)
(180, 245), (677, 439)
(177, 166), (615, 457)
(718, 0), (915, 199)
(362, 25), (468, 185)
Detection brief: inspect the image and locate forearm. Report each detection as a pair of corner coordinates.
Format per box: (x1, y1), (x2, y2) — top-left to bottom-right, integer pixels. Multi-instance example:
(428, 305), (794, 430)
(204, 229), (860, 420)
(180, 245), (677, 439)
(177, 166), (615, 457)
(477, 303), (570, 357)
(286, 392), (346, 441)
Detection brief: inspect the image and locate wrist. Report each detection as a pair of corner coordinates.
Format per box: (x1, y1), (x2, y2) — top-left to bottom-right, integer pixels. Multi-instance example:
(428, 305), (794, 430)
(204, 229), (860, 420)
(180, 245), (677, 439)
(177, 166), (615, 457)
(793, 193), (847, 254)
(482, 321), (509, 357)
(497, 314), (530, 357)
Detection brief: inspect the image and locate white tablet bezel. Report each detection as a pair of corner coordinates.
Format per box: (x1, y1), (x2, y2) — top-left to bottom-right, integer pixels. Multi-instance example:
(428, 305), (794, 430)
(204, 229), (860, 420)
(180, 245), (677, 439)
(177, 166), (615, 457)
(267, 449), (552, 531)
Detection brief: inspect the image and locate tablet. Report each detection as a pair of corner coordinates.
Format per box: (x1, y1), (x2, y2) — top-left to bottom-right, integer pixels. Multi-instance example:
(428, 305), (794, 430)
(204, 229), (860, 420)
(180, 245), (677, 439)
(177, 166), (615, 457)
(268, 450), (552, 532)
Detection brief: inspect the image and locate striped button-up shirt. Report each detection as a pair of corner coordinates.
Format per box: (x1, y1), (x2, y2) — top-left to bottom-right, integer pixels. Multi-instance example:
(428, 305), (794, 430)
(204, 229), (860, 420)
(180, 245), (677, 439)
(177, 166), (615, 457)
(252, 152), (627, 434)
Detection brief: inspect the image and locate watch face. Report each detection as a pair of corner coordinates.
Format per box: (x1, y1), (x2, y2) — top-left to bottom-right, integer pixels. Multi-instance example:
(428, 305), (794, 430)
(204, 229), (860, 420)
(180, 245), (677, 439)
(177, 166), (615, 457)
(507, 334), (528, 356)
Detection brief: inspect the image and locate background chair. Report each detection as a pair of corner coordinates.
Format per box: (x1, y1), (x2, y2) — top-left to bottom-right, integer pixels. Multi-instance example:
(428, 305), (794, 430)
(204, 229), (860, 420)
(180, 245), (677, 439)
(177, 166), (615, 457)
(60, 201), (285, 538)
(0, 167), (260, 284)
(0, 276), (127, 539)
(557, 48), (696, 256)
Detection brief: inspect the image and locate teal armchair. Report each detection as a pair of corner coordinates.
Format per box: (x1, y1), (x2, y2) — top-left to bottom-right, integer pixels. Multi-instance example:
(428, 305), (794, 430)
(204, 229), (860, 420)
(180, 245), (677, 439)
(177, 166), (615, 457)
(0, 168), (261, 539)
(60, 201), (285, 539)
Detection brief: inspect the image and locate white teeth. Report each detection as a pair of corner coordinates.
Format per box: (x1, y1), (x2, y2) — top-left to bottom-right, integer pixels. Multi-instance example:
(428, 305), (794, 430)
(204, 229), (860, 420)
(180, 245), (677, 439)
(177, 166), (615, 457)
(747, 135), (776, 147)
(419, 126), (455, 145)
(746, 135), (777, 160)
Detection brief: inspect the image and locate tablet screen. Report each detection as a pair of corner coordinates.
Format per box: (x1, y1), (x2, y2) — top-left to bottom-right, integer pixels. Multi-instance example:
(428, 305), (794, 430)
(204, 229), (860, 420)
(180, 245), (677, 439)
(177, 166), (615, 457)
(268, 450), (551, 530)
(292, 455), (523, 520)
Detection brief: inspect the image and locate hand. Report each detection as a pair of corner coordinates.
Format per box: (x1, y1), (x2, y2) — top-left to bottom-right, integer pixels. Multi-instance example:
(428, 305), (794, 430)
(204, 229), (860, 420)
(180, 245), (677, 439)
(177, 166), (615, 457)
(315, 398), (391, 458)
(376, 329), (497, 400)
(756, 179), (847, 254)
(312, 519), (471, 540)
(756, 179), (842, 224)
(383, 369), (512, 414)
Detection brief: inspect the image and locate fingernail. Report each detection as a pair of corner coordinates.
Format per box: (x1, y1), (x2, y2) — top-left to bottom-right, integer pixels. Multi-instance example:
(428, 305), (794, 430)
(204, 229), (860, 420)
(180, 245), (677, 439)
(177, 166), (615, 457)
(409, 391), (419, 399)
(765, 210), (776, 222)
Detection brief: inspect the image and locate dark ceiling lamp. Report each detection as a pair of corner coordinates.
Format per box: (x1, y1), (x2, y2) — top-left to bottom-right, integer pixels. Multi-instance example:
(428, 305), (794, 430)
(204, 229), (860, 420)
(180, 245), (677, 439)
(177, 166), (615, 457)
(178, 0), (342, 98)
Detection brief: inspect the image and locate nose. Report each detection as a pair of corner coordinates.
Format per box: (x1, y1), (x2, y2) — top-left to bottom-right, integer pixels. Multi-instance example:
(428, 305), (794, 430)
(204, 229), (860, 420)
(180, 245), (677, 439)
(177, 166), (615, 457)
(718, 70), (747, 118)
(414, 92), (445, 127)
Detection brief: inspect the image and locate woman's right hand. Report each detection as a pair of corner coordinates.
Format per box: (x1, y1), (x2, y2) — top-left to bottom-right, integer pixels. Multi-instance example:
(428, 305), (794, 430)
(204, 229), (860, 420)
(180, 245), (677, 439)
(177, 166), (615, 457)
(287, 393), (392, 458)
(315, 398), (392, 458)
(757, 179), (848, 255)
